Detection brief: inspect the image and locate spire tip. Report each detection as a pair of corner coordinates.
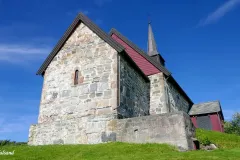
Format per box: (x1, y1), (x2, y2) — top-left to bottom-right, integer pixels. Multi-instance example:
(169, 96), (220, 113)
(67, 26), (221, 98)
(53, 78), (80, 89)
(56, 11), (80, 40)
(148, 13), (151, 24)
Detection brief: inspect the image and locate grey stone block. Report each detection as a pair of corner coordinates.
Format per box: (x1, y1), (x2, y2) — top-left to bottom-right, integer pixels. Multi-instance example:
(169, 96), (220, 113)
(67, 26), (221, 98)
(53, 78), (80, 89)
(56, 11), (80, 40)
(61, 90), (71, 97)
(53, 139), (64, 144)
(90, 83), (97, 92)
(101, 132), (116, 142)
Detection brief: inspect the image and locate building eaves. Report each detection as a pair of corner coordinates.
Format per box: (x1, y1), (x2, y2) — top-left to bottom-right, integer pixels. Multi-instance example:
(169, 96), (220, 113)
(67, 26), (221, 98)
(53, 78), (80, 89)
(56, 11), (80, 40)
(189, 100), (222, 116)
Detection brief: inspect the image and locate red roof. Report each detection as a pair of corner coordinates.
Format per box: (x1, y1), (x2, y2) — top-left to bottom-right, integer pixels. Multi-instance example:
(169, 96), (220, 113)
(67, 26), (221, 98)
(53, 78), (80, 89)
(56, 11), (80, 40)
(111, 34), (160, 76)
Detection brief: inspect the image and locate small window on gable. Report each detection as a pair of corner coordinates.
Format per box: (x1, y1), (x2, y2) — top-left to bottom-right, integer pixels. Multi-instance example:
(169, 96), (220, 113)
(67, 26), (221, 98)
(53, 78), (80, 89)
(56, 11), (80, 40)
(74, 70), (79, 85)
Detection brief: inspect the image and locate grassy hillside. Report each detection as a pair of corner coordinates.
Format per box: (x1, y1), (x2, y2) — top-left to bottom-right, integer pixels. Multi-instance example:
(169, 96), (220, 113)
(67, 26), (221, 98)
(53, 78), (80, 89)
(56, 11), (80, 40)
(0, 129), (240, 160)
(196, 129), (240, 149)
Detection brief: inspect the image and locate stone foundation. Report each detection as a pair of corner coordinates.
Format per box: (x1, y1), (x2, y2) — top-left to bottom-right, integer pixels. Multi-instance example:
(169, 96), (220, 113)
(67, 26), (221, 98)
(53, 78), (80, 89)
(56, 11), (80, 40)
(115, 111), (195, 150)
(28, 111), (195, 150)
(28, 115), (115, 145)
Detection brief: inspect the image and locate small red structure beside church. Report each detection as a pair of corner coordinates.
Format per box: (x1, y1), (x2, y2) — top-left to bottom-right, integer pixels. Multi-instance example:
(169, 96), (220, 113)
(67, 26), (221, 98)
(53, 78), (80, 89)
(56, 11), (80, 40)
(189, 101), (224, 132)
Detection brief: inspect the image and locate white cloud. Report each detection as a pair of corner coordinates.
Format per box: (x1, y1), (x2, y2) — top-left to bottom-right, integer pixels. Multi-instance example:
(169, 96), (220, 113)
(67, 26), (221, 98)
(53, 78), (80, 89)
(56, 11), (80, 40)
(0, 44), (50, 55)
(0, 43), (51, 63)
(0, 21), (55, 64)
(199, 0), (240, 26)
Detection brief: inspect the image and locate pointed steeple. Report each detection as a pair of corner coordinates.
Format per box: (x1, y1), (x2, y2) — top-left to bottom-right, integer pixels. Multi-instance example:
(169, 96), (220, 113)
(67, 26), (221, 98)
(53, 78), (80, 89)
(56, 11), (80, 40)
(147, 21), (165, 66)
(148, 21), (158, 56)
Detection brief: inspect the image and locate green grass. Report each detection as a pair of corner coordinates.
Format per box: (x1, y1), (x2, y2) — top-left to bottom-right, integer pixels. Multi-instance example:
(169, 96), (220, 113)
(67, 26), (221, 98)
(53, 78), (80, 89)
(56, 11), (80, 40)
(1, 129), (240, 160)
(196, 129), (240, 149)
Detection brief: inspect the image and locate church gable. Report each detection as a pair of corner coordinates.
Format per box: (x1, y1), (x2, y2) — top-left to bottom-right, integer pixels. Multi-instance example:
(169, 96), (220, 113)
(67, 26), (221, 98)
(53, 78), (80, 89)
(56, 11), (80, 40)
(37, 13), (124, 75)
(45, 22), (117, 76)
(39, 21), (119, 123)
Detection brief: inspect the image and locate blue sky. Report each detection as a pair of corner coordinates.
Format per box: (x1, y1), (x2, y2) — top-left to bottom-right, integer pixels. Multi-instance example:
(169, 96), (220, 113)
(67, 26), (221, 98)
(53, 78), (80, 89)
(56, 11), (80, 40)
(0, 0), (240, 142)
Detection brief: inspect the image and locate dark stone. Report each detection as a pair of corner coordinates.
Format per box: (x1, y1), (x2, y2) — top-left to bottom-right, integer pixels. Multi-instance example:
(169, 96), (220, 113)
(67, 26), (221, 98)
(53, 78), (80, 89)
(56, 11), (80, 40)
(52, 57), (57, 61)
(101, 132), (116, 142)
(126, 88), (130, 97)
(52, 92), (58, 99)
(96, 92), (103, 97)
(53, 139), (64, 144)
(85, 99), (91, 103)
(120, 85), (123, 93)
(93, 77), (100, 82)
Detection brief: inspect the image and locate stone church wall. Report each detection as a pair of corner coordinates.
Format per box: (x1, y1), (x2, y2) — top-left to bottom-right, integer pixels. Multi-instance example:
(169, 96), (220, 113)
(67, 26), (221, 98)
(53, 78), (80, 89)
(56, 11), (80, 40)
(37, 23), (118, 124)
(28, 18), (195, 147)
(29, 23), (119, 145)
(118, 55), (150, 118)
(165, 78), (191, 113)
(148, 73), (168, 114)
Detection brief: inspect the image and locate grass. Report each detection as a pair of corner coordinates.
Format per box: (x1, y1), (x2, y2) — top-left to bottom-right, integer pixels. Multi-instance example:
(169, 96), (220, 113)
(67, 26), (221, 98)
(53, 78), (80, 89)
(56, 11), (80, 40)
(196, 129), (240, 149)
(0, 129), (240, 160)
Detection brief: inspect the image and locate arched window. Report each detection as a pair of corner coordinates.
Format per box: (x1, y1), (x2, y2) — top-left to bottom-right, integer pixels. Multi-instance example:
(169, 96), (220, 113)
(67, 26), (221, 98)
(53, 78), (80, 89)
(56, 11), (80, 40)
(74, 70), (79, 85)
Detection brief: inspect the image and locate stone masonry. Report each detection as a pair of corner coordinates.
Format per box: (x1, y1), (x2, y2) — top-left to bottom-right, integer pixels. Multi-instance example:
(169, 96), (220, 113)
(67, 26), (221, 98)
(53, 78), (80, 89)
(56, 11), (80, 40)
(28, 22), (151, 145)
(115, 111), (195, 150)
(28, 14), (196, 150)
(37, 23), (118, 124)
(148, 72), (168, 114)
(29, 111), (195, 150)
(165, 77), (191, 113)
(118, 55), (150, 118)
(29, 23), (119, 144)
(148, 73), (191, 115)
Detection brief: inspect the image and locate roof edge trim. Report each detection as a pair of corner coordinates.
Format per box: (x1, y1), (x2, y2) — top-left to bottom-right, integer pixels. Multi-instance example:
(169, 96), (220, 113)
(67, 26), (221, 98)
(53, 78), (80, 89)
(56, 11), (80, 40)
(36, 13), (124, 75)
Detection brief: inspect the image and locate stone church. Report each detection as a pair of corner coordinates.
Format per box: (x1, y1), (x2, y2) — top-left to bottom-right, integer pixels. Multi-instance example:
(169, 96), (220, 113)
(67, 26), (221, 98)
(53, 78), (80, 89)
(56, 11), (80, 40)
(28, 13), (221, 150)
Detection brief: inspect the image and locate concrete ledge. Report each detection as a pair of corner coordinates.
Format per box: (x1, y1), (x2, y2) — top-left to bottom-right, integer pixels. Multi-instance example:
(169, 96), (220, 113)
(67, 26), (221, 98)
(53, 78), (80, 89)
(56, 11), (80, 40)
(115, 111), (195, 150)
(28, 111), (195, 150)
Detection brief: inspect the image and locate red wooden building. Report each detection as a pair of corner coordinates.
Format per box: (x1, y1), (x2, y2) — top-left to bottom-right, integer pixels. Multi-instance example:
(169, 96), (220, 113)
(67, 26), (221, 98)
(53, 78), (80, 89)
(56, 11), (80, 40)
(189, 101), (224, 132)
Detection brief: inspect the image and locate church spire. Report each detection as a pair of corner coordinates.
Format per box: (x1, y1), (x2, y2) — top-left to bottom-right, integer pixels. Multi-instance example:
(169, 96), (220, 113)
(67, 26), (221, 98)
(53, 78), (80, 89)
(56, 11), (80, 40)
(147, 21), (165, 66)
(148, 21), (158, 56)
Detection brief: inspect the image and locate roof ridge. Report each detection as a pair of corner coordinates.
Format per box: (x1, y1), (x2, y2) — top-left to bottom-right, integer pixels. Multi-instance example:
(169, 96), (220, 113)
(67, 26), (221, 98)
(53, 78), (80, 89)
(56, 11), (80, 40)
(193, 100), (220, 105)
